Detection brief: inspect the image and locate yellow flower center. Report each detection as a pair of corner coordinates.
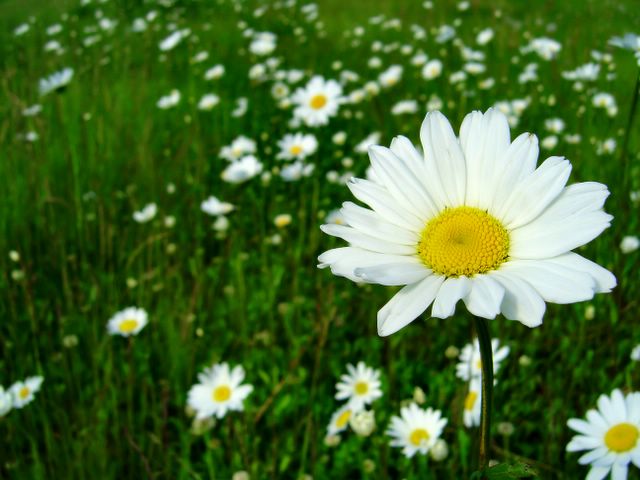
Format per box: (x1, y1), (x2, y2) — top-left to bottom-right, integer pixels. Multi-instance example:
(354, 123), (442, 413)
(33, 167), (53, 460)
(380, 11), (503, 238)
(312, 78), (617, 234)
(336, 409), (352, 428)
(354, 381), (369, 395)
(409, 428), (430, 446)
(465, 391), (478, 411)
(289, 145), (303, 155)
(212, 385), (232, 402)
(309, 94), (327, 110)
(417, 206), (509, 277)
(604, 423), (639, 453)
(19, 387), (30, 399)
(119, 319), (138, 333)
(476, 359), (483, 370)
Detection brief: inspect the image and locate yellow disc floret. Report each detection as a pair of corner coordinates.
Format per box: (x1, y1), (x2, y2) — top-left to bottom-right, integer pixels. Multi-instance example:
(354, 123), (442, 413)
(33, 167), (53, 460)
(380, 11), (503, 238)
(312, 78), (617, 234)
(309, 94), (327, 110)
(119, 319), (139, 333)
(409, 428), (430, 446)
(289, 145), (303, 155)
(336, 409), (352, 428)
(212, 385), (232, 402)
(19, 387), (30, 399)
(464, 391), (478, 411)
(417, 206), (509, 277)
(354, 381), (369, 395)
(605, 423), (639, 453)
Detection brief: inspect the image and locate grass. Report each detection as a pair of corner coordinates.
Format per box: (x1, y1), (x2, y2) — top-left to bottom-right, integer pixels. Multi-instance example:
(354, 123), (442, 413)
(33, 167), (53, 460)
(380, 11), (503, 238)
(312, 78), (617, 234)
(1, 0), (639, 478)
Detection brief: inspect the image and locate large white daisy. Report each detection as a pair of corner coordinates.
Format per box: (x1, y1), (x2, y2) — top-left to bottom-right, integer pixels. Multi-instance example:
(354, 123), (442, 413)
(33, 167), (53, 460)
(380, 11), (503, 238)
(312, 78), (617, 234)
(567, 389), (640, 480)
(319, 108), (615, 336)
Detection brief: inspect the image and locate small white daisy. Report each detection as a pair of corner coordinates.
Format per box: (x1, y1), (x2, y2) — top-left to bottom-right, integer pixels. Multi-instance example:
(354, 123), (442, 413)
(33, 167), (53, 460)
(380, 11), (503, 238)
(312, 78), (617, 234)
(387, 403), (448, 458)
(276, 133), (318, 161)
(9, 376), (44, 408)
(107, 307), (148, 337)
(39, 68), (74, 96)
(567, 389), (640, 480)
(221, 155), (263, 184)
(133, 203), (157, 223)
(220, 136), (257, 162)
(456, 338), (510, 382)
(201, 196), (234, 216)
(187, 363), (253, 420)
(463, 378), (481, 428)
(0, 386), (14, 416)
(291, 76), (343, 127)
(335, 362), (383, 410)
(327, 404), (354, 436)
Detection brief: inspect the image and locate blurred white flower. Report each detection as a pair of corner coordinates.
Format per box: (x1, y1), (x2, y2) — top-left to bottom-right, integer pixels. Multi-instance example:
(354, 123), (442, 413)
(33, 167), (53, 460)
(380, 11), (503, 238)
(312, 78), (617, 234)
(133, 203), (157, 223)
(107, 307), (148, 337)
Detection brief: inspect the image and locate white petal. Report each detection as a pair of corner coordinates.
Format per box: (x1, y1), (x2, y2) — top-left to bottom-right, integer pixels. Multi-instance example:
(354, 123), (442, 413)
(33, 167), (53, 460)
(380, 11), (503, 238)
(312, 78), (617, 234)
(490, 133), (540, 213)
(377, 275), (445, 336)
(580, 447), (610, 465)
(318, 247), (422, 282)
(546, 252), (616, 293)
(460, 109), (511, 209)
(497, 156), (572, 229)
(510, 210), (612, 259)
(390, 135), (446, 210)
(569, 418), (603, 437)
(368, 145), (439, 219)
(490, 272), (545, 327)
(611, 463), (628, 480)
(431, 276), (472, 318)
(348, 178), (424, 231)
(499, 259), (596, 304)
(567, 436), (604, 452)
(463, 275), (505, 318)
(355, 262), (431, 286)
(320, 224), (416, 255)
(341, 201), (419, 245)
(420, 111), (466, 207)
(586, 465), (611, 480)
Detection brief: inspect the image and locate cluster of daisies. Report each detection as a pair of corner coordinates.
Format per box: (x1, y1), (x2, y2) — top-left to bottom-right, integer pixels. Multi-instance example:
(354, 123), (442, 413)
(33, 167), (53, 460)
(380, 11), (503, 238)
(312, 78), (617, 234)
(0, 376), (44, 417)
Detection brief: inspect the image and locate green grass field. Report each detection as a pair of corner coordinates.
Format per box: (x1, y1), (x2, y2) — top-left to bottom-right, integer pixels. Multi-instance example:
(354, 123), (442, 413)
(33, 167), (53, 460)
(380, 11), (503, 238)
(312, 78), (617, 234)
(1, 0), (639, 478)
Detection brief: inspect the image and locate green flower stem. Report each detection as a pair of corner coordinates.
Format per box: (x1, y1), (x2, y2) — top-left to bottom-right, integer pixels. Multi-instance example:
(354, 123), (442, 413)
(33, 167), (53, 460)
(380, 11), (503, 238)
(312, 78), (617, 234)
(474, 316), (494, 475)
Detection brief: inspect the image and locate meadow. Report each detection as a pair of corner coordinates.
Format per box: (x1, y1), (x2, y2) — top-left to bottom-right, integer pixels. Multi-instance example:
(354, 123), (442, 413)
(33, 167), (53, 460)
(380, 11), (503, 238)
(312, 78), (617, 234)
(1, 0), (639, 478)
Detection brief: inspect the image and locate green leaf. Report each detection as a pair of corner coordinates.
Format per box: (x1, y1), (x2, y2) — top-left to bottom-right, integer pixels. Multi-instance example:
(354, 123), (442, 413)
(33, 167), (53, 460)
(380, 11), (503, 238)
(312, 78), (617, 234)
(471, 462), (538, 479)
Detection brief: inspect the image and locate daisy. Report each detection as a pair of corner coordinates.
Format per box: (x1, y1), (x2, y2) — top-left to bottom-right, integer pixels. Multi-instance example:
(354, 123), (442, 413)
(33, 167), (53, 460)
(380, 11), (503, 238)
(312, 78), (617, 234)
(378, 65), (403, 88)
(291, 76), (343, 127)
(335, 362), (383, 410)
(327, 404), (354, 436)
(9, 376), (44, 408)
(133, 203), (157, 223)
(276, 133), (318, 161)
(280, 161), (314, 182)
(456, 338), (510, 381)
(221, 155), (263, 184)
(201, 196), (234, 216)
(187, 362), (253, 420)
(0, 386), (13, 416)
(387, 403), (448, 458)
(198, 93), (220, 111)
(107, 307), (148, 337)
(39, 68), (74, 96)
(567, 389), (640, 480)
(318, 108), (615, 336)
(463, 378), (482, 428)
(156, 90), (180, 109)
(220, 136), (256, 162)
